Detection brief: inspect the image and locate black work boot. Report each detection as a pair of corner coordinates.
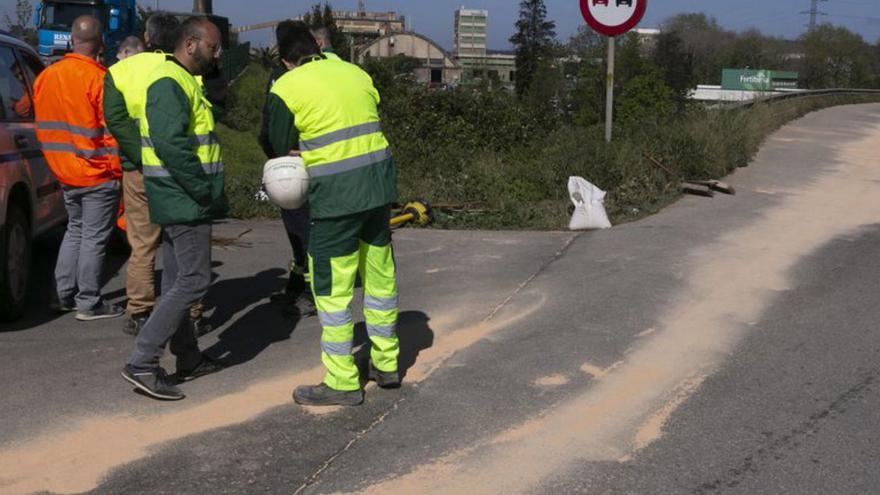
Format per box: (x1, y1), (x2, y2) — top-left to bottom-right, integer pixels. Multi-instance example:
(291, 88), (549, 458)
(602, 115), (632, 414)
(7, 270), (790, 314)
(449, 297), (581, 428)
(122, 312), (150, 336)
(293, 383), (363, 406)
(368, 363), (401, 389)
(271, 268), (307, 304)
(121, 365), (184, 400)
(283, 290), (317, 318)
(192, 316), (214, 338)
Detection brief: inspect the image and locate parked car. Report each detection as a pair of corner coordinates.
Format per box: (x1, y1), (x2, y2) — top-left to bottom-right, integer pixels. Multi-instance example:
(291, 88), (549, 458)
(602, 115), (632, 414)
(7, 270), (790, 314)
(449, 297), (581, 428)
(0, 31), (66, 321)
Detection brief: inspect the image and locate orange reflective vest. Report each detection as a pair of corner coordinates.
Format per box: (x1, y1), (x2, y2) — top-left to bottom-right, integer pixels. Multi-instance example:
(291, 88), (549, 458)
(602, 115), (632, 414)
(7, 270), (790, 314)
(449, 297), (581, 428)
(33, 53), (122, 188)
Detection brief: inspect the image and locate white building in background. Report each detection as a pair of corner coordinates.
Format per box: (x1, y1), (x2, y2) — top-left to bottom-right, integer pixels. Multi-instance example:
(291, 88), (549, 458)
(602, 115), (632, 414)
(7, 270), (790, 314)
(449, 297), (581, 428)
(454, 7), (515, 86)
(454, 8), (488, 57)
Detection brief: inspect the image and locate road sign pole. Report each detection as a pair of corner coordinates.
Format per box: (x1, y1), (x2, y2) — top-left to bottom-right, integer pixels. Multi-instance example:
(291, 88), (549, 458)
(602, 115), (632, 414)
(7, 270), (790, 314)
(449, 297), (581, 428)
(580, 0), (647, 142)
(605, 36), (615, 143)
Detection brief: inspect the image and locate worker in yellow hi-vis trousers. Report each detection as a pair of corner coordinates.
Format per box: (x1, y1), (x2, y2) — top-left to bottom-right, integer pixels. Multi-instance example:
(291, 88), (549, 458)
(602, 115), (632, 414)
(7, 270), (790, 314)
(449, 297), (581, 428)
(267, 22), (400, 406)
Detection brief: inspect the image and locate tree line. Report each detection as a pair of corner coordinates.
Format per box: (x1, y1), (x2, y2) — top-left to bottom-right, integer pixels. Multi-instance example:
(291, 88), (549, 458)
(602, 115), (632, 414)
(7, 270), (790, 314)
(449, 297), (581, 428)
(509, 1), (880, 127)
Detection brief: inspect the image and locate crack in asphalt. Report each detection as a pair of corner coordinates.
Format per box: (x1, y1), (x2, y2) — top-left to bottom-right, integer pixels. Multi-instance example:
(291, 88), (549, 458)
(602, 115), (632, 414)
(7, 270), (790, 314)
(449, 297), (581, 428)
(293, 398), (405, 495)
(693, 367), (879, 494)
(291, 233), (582, 494)
(483, 233), (581, 322)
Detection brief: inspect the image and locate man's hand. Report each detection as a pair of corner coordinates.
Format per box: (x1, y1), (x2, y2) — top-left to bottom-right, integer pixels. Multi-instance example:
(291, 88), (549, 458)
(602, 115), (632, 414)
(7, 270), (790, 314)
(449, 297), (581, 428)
(288, 149), (302, 157)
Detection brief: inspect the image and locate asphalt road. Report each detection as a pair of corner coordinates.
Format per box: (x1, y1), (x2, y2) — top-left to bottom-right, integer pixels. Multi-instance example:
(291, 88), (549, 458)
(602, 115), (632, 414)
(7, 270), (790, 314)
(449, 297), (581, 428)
(2, 103), (880, 495)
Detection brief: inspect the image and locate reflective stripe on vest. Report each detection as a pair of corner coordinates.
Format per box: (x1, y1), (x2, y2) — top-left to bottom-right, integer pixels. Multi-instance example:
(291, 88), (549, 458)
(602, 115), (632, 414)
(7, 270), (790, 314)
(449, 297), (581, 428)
(142, 162), (224, 177)
(37, 121), (110, 139)
(141, 132), (219, 149)
(299, 121), (382, 151)
(139, 60), (222, 179)
(40, 142), (119, 159)
(269, 58), (390, 178)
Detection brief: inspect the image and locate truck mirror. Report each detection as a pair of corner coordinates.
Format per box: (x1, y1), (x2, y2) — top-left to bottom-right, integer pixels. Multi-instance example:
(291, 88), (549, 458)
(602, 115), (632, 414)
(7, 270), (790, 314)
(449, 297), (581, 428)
(109, 8), (120, 31)
(33, 4), (41, 27)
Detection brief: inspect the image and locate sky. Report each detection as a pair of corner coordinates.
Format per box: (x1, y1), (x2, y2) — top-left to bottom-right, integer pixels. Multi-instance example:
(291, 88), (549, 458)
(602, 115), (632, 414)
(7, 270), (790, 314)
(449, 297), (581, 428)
(3, 0), (879, 49)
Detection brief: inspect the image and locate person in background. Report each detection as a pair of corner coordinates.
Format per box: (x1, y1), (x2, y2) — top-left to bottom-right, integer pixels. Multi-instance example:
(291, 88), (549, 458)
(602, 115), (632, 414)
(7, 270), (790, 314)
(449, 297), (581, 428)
(122, 17), (227, 401)
(117, 36), (145, 60)
(105, 12), (213, 337)
(268, 23), (401, 407)
(33, 15), (124, 321)
(310, 27), (341, 60)
(258, 20), (315, 317)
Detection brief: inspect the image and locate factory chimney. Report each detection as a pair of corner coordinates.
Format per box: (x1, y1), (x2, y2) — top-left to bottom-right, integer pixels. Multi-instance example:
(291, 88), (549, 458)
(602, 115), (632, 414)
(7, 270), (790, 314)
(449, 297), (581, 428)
(193, 0), (213, 14)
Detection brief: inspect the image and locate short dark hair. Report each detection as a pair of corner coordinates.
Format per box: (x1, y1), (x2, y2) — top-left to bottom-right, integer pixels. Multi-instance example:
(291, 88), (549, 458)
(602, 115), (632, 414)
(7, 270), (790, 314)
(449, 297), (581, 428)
(275, 20), (298, 46)
(277, 21), (320, 65)
(145, 12), (180, 52)
(176, 16), (214, 49)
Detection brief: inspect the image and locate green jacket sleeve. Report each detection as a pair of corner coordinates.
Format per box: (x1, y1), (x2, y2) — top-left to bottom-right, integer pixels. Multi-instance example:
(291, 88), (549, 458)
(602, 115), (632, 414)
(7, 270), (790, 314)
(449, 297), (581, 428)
(266, 93), (300, 158)
(103, 72), (141, 170)
(145, 78), (211, 205)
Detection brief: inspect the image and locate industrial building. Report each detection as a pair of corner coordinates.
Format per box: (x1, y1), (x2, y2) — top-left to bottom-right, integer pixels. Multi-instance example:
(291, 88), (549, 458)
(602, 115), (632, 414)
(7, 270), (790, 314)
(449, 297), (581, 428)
(453, 8), (515, 86)
(333, 10), (405, 39)
(358, 32), (462, 85)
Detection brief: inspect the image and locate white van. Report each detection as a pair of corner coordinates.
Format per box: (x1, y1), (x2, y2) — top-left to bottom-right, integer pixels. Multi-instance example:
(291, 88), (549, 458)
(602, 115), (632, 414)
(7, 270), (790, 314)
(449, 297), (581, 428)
(0, 32), (67, 321)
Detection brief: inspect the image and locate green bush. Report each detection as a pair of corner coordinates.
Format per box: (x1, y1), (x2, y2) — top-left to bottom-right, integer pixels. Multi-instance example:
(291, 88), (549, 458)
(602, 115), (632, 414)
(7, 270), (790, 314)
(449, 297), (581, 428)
(220, 63), (269, 132)
(217, 59), (880, 230)
(216, 124), (277, 219)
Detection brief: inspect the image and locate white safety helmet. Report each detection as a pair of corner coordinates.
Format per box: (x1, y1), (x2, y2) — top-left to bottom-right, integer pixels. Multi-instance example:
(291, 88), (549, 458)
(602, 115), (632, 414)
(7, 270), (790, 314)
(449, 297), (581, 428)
(262, 156), (310, 210)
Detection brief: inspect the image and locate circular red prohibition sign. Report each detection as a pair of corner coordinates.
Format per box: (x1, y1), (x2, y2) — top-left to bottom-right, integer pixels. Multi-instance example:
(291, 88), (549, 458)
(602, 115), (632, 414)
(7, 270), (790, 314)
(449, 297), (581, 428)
(579, 0), (647, 37)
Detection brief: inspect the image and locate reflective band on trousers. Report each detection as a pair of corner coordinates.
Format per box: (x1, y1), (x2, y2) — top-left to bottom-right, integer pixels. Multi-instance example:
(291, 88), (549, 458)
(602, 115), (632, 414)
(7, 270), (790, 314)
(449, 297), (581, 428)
(321, 340), (353, 356)
(367, 323), (395, 338)
(318, 309), (353, 328)
(40, 142), (119, 158)
(299, 121), (382, 152)
(141, 133), (219, 148)
(308, 147), (392, 178)
(142, 162), (225, 177)
(364, 294), (399, 311)
(37, 121), (109, 139)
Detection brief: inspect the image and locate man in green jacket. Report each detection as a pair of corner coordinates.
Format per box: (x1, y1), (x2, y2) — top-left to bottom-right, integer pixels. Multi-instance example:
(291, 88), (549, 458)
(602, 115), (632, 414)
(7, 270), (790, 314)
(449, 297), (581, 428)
(105, 12), (212, 337)
(122, 16), (227, 401)
(268, 23), (400, 407)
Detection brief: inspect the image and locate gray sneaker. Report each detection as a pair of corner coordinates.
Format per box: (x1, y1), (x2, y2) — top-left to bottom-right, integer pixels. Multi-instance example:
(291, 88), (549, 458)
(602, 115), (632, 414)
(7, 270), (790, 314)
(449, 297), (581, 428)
(293, 383), (363, 406)
(76, 302), (125, 321)
(121, 365), (185, 400)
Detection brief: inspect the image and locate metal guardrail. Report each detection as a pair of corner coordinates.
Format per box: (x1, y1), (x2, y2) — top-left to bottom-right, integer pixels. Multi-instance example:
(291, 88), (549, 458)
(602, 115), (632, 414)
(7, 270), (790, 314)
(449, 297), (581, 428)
(730, 88), (880, 109)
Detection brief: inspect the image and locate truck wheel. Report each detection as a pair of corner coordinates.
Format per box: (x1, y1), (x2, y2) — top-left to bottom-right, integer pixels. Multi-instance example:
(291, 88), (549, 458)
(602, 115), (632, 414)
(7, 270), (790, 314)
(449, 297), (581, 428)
(0, 205), (31, 322)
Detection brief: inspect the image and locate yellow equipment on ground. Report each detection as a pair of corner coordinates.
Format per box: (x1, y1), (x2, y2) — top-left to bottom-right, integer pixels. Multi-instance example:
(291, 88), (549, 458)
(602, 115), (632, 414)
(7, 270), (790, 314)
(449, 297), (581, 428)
(390, 201), (433, 228)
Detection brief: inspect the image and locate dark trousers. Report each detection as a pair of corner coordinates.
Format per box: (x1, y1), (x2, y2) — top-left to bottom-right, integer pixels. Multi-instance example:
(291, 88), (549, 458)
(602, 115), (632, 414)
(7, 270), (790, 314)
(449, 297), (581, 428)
(129, 222), (211, 372)
(281, 207), (310, 269)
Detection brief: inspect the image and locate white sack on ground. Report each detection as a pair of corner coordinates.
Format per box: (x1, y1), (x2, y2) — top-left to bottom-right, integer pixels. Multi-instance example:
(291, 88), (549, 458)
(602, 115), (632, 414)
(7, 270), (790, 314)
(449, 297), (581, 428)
(568, 176), (612, 231)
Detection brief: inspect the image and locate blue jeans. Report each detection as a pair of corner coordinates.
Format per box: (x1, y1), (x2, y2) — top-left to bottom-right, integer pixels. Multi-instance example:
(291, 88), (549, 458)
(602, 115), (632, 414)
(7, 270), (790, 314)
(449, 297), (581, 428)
(55, 180), (120, 311)
(129, 222), (211, 373)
